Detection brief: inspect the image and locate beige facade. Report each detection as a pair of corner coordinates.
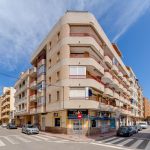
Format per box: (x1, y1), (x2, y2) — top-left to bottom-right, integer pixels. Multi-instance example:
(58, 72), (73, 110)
(143, 97), (150, 120)
(14, 11), (144, 135)
(0, 87), (15, 124)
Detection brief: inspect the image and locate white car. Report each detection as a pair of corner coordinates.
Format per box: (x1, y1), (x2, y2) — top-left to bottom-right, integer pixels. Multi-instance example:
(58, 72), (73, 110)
(22, 124), (39, 135)
(138, 122), (148, 129)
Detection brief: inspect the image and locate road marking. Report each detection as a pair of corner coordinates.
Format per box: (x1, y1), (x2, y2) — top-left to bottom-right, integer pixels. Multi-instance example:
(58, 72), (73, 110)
(14, 136), (31, 143)
(0, 140), (5, 147)
(32, 135), (49, 141)
(90, 142), (133, 150)
(3, 136), (19, 144)
(118, 139), (133, 146)
(136, 140), (149, 149)
(39, 134), (57, 139)
(98, 137), (118, 143)
(130, 139), (143, 149)
(23, 135), (42, 141)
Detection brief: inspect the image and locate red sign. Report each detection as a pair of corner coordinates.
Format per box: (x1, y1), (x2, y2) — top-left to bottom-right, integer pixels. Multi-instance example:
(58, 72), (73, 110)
(78, 113), (82, 119)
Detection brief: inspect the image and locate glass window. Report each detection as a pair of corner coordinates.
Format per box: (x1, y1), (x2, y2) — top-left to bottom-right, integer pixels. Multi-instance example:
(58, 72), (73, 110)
(55, 118), (60, 127)
(70, 66), (86, 77)
(37, 65), (46, 76)
(57, 91), (60, 101)
(91, 120), (96, 127)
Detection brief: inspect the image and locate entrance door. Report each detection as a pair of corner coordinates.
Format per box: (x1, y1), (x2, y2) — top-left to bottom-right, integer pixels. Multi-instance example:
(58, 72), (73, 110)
(101, 120), (108, 133)
(73, 119), (82, 134)
(41, 116), (45, 131)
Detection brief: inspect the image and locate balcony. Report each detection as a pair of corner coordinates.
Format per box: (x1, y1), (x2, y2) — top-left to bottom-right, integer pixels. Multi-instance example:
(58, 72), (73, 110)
(30, 81), (37, 89)
(118, 72), (123, 78)
(129, 86), (135, 92)
(111, 78), (120, 89)
(15, 109), (28, 116)
(129, 77), (134, 83)
(30, 94), (37, 102)
(104, 56), (112, 67)
(30, 67), (37, 77)
(37, 74), (45, 83)
(114, 92), (119, 99)
(104, 88), (113, 97)
(112, 65), (119, 74)
(101, 72), (113, 84)
(30, 108), (37, 114)
(37, 59), (46, 67)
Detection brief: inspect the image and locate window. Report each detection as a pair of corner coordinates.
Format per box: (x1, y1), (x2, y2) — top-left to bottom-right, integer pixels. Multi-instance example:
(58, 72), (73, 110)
(37, 81), (46, 91)
(57, 32), (60, 41)
(37, 96), (46, 106)
(57, 51), (60, 62)
(70, 66), (86, 78)
(37, 65), (46, 76)
(19, 84), (21, 89)
(49, 42), (51, 50)
(112, 57), (118, 66)
(57, 91), (60, 101)
(57, 71), (60, 81)
(49, 59), (51, 68)
(55, 118), (60, 127)
(49, 94), (51, 103)
(69, 88), (86, 99)
(91, 120), (96, 127)
(49, 77), (51, 84)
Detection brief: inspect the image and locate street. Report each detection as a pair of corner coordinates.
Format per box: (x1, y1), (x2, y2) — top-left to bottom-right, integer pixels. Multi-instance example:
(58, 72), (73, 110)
(0, 127), (150, 150)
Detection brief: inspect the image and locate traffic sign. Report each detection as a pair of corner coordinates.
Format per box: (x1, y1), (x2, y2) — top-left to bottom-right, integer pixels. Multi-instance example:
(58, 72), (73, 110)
(78, 113), (82, 119)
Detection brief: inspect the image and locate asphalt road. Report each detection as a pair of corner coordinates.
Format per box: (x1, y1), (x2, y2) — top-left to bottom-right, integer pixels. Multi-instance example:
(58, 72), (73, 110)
(0, 127), (117, 150)
(0, 126), (150, 150)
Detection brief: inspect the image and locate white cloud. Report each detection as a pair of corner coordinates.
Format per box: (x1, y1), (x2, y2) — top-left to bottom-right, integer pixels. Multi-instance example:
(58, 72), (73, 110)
(0, 0), (149, 70)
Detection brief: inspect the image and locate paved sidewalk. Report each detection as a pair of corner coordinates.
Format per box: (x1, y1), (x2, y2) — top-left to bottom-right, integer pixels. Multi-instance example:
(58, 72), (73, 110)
(40, 131), (116, 142)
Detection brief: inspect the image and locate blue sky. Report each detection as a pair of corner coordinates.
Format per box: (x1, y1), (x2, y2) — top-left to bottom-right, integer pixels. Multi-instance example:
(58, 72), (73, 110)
(0, 0), (150, 98)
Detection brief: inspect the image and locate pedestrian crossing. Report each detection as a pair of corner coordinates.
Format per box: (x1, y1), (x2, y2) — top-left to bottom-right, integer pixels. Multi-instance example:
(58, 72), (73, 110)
(0, 134), (70, 147)
(91, 136), (150, 150)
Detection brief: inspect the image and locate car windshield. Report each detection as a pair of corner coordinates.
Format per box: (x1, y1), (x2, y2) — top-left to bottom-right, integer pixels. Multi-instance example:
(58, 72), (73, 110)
(27, 125), (34, 128)
(119, 127), (128, 132)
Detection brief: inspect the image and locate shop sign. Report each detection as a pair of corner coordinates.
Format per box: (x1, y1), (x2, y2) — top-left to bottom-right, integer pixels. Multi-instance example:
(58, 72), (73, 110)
(68, 109), (88, 119)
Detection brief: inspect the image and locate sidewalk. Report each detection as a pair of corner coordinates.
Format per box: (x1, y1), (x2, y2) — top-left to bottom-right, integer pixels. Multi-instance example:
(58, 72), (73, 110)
(40, 131), (116, 142)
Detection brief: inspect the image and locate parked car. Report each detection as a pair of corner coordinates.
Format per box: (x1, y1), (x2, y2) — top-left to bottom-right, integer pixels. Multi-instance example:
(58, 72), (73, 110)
(135, 125), (142, 131)
(117, 126), (134, 137)
(7, 123), (17, 129)
(1, 123), (7, 128)
(138, 122), (148, 129)
(22, 124), (39, 135)
(130, 126), (138, 134)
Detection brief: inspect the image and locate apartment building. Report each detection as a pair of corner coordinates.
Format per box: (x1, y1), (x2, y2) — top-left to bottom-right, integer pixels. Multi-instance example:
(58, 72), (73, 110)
(143, 97), (150, 120)
(14, 68), (37, 126)
(0, 87), (15, 124)
(13, 11), (144, 135)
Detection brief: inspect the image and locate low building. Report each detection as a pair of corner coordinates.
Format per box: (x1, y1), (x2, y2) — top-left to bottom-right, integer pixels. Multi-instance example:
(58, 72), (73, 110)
(1, 87), (15, 124)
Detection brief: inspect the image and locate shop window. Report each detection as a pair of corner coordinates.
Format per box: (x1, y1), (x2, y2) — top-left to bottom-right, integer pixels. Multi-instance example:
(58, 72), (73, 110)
(91, 120), (96, 127)
(55, 118), (60, 127)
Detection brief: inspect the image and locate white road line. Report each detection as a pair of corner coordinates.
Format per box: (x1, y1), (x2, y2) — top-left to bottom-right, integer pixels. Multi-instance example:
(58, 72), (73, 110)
(106, 138), (124, 144)
(22, 135), (42, 141)
(3, 137), (19, 144)
(130, 139), (143, 149)
(14, 136), (31, 143)
(32, 135), (49, 141)
(97, 137), (118, 143)
(118, 139), (133, 146)
(90, 142), (133, 150)
(0, 140), (6, 147)
(39, 134), (57, 139)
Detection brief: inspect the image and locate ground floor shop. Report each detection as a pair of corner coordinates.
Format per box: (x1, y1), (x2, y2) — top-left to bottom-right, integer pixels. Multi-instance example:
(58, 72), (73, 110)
(14, 110), (143, 135)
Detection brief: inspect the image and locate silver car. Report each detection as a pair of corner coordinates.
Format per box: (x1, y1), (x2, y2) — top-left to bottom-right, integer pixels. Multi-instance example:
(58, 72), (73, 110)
(22, 124), (39, 135)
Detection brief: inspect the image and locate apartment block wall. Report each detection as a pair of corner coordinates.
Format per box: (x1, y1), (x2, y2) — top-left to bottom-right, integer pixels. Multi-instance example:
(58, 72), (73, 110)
(143, 97), (150, 119)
